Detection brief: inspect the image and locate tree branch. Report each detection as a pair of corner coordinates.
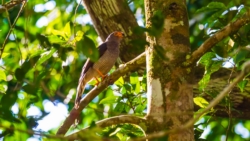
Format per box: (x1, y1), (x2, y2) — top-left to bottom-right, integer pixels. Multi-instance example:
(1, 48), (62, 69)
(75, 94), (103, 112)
(0, 0), (26, 13)
(66, 115), (146, 139)
(185, 9), (250, 66)
(56, 52), (146, 135)
(131, 61), (250, 141)
(0, 0), (26, 59)
(0, 124), (65, 139)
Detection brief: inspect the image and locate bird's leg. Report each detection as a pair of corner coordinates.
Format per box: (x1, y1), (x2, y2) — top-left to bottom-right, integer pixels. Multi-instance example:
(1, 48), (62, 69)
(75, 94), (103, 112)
(94, 68), (107, 80)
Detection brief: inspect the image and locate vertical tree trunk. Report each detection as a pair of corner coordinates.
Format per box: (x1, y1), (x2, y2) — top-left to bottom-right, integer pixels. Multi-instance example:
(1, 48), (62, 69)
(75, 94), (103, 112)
(145, 0), (194, 140)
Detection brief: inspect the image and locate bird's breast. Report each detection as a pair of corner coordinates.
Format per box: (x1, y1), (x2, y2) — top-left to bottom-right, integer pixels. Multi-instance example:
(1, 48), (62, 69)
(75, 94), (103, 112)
(93, 49), (119, 75)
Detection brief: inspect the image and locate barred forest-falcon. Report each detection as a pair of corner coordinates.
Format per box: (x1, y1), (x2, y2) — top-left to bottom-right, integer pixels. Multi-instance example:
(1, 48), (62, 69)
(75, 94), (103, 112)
(75, 31), (124, 108)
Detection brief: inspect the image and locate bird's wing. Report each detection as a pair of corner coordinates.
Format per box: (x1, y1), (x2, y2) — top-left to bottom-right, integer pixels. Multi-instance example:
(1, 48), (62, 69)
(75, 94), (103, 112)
(98, 42), (108, 57)
(75, 42), (108, 107)
(82, 42), (108, 74)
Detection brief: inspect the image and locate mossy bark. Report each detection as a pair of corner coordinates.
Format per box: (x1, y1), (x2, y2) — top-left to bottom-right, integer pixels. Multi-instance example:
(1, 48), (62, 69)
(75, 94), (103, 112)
(145, 0), (194, 140)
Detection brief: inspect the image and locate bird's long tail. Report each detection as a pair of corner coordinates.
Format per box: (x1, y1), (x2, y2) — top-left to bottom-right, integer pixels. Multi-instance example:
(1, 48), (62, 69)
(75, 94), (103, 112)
(75, 78), (87, 108)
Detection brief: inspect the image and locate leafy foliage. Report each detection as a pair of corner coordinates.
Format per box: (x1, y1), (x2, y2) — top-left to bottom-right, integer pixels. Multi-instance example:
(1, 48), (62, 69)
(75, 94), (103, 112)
(0, 0), (250, 141)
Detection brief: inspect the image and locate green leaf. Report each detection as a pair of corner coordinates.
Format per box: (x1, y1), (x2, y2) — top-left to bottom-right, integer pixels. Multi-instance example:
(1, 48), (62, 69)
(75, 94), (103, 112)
(234, 49), (250, 65)
(237, 80), (248, 92)
(1, 53), (10, 58)
(75, 31), (84, 41)
(115, 77), (124, 87)
(36, 34), (51, 48)
(134, 82), (140, 94)
(196, 2), (226, 13)
(99, 96), (117, 104)
(22, 84), (38, 95)
(199, 52), (216, 67)
(194, 97), (209, 108)
(36, 48), (57, 66)
(212, 38), (230, 58)
(130, 72), (139, 85)
(48, 35), (67, 44)
(0, 69), (7, 81)
(198, 74), (211, 91)
(135, 104), (146, 113)
(51, 30), (65, 37)
(0, 84), (6, 94)
(120, 86), (127, 94)
(15, 68), (25, 81)
(114, 102), (125, 113)
(76, 35), (99, 62)
(63, 22), (71, 39)
(198, 52), (222, 91)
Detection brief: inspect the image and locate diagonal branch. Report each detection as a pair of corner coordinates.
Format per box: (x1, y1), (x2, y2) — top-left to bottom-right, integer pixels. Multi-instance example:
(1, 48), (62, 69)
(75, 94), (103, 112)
(185, 9), (250, 66)
(0, 0), (26, 13)
(0, 124), (66, 139)
(66, 115), (146, 139)
(56, 52), (146, 135)
(131, 61), (250, 141)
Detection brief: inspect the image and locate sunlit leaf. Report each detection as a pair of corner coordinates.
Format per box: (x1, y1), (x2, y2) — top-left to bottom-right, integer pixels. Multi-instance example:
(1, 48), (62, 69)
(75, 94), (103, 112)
(48, 35), (67, 44)
(120, 86), (126, 94)
(1, 53), (10, 58)
(194, 97), (209, 108)
(130, 72), (139, 85)
(0, 69), (6, 81)
(115, 77), (124, 87)
(74, 31), (84, 41)
(0, 84), (6, 94)
(36, 48), (57, 66)
(63, 22), (71, 39)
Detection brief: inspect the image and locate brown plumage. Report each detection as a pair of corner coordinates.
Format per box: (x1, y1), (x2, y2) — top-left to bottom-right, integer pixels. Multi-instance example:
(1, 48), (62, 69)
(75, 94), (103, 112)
(75, 31), (124, 108)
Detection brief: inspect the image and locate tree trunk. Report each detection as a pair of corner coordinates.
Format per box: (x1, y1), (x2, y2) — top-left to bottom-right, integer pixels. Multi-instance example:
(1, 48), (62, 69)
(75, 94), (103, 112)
(145, 0), (194, 140)
(82, 0), (145, 62)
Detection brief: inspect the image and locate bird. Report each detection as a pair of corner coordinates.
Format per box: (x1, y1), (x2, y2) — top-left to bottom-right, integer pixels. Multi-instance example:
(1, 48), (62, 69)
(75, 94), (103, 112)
(75, 31), (124, 108)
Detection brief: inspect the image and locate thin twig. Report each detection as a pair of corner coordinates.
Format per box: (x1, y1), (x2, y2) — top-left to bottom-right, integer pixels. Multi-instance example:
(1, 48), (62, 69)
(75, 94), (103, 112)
(0, 1), (26, 59)
(225, 66), (236, 141)
(73, 0), (83, 38)
(66, 115), (146, 140)
(0, 124), (66, 139)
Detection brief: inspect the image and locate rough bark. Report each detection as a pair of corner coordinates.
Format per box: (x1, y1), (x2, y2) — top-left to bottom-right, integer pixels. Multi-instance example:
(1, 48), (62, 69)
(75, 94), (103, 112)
(82, 0), (145, 62)
(145, 0), (194, 140)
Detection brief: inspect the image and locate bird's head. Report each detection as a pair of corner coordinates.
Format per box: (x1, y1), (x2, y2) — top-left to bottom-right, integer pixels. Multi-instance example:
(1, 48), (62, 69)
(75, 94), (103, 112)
(106, 31), (125, 42)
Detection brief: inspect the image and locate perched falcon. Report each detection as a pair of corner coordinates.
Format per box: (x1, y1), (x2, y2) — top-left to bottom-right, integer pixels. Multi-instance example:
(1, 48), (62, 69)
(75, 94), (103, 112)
(75, 31), (124, 108)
